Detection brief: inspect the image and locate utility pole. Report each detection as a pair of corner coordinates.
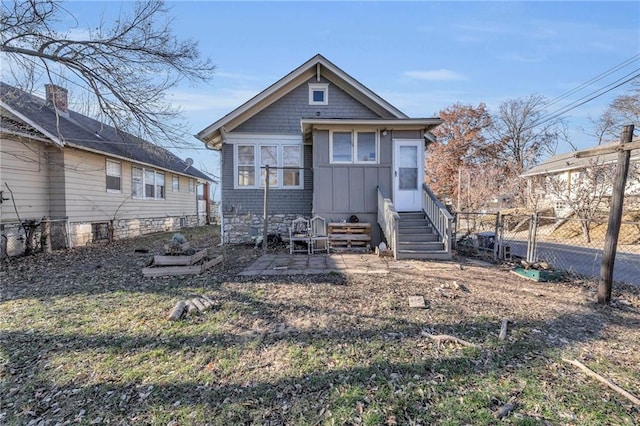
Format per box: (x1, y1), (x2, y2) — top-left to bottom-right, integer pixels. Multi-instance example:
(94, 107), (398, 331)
(598, 124), (633, 304)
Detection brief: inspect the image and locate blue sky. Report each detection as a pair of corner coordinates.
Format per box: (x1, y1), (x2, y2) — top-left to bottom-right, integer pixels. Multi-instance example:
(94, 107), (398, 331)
(163, 0), (639, 175)
(10, 1), (640, 181)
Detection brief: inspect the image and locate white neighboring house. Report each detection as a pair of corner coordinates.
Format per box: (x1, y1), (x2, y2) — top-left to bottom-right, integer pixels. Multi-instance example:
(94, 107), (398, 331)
(0, 82), (213, 257)
(522, 141), (640, 216)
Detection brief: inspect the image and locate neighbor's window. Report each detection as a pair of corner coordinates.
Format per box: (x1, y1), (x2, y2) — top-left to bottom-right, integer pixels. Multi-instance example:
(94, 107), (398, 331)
(132, 167), (143, 198)
(188, 179), (195, 193)
(234, 142), (303, 189)
(172, 174), (179, 191)
(131, 166), (165, 199)
(331, 130), (378, 164)
(156, 172), (165, 199)
(106, 159), (121, 192)
(309, 83), (328, 106)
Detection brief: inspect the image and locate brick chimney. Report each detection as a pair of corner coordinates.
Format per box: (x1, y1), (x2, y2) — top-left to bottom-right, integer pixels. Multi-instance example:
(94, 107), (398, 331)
(45, 84), (68, 113)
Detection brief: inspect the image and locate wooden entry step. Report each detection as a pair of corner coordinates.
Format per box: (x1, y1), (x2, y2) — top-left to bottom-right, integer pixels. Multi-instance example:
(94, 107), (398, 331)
(328, 223), (371, 252)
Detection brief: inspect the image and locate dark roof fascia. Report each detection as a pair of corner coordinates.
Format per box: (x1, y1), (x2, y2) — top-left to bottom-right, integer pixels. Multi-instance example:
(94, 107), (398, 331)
(0, 99), (63, 147)
(0, 82), (212, 182)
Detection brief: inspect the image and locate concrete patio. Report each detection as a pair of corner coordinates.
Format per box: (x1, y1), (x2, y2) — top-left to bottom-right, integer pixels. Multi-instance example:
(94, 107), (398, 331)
(239, 253), (396, 276)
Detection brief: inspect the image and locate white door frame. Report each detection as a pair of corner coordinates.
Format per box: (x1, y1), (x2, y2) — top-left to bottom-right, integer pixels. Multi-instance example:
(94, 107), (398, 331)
(392, 139), (424, 212)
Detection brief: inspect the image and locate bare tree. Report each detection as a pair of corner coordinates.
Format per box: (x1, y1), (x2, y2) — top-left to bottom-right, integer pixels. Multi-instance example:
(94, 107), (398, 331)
(543, 160), (615, 243)
(1, 0), (215, 146)
(586, 110), (618, 145)
(490, 95), (568, 205)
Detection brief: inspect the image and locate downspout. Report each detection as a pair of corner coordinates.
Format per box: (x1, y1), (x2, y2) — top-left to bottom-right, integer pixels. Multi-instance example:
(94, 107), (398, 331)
(203, 127), (227, 244)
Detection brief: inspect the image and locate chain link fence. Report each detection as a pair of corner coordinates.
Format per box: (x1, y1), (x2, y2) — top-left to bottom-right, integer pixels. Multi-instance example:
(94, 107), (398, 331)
(455, 212), (640, 286)
(1, 218), (69, 258)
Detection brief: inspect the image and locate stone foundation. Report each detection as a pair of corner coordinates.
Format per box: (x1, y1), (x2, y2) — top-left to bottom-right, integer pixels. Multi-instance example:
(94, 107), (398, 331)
(223, 212), (303, 244)
(68, 215), (199, 247)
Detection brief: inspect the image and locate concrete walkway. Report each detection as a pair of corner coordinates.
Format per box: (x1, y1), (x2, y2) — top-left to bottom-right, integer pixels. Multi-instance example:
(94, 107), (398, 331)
(239, 253), (394, 276)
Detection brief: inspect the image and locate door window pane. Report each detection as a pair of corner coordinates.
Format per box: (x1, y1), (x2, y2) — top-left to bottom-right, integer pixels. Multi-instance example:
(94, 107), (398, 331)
(399, 146), (418, 190)
(332, 132), (352, 162)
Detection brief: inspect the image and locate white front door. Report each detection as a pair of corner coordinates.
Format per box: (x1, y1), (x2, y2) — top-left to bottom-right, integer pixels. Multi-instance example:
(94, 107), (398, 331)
(393, 139), (423, 212)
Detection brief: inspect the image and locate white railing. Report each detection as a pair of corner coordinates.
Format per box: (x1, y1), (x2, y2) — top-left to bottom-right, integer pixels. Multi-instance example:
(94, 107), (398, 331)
(377, 186), (400, 259)
(422, 183), (453, 254)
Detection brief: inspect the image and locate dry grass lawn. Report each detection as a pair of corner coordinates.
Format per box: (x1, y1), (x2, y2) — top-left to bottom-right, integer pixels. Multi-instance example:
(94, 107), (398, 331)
(1, 226), (639, 425)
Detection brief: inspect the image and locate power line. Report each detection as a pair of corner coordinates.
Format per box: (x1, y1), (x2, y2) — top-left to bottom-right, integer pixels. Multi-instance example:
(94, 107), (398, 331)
(526, 70), (639, 131)
(541, 53), (640, 110)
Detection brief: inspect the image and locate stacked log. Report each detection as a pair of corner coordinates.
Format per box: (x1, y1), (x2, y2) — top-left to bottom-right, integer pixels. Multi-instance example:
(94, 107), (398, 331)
(168, 295), (216, 321)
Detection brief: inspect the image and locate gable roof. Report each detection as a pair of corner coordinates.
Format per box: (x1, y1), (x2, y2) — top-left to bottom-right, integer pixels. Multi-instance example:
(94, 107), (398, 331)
(0, 82), (211, 181)
(197, 54), (432, 149)
(522, 139), (640, 177)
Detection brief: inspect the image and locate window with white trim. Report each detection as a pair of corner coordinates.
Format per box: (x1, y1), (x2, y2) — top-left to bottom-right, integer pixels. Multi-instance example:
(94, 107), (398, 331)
(309, 83), (328, 106)
(330, 130), (378, 164)
(188, 179), (195, 193)
(234, 143), (303, 189)
(106, 159), (121, 192)
(132, 166), (165, 199)
(172, 174), (179, 191)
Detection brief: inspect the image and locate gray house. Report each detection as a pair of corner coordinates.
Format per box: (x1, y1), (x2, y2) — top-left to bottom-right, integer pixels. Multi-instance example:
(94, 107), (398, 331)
(197, 55), (453, 259)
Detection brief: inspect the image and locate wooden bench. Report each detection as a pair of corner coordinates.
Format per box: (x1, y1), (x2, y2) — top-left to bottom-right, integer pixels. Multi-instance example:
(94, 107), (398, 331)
(328, 223), (371, 253)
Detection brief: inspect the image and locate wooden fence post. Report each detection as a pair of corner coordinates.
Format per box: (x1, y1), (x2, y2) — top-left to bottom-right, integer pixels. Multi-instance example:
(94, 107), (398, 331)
(598, 124), (634, 304)
(41, 217), (52, 254)
(262, 165), (270, 252)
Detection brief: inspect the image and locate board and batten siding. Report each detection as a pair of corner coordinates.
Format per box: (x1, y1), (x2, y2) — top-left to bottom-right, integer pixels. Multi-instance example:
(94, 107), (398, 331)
(0, 137), (51, 222)
(312, 129), (423, 245)
(61, 147), (198, 223)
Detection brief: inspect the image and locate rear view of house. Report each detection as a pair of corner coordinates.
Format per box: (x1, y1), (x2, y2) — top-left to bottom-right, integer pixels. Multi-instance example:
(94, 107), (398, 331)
(197, 54), (453, 259)
(0, 82), (212, 257)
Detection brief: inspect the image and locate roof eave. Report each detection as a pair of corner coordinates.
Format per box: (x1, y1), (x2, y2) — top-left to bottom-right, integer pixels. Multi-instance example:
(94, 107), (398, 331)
(0, 100), (64, 147)
(196, 54), (410, 142)
(300, 118), (443, 133)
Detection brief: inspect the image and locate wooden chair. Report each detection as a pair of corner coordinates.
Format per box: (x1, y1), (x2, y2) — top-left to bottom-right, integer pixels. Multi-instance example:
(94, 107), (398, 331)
(289, 217), (310, 254)
(310, 215), (329, 254)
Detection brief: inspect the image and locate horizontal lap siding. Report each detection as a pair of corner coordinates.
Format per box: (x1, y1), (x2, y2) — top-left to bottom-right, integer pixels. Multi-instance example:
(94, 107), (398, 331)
(224, 75), (375, 218)
(220, 144), (313, 216)
(62, 148), (197, 223)
(234, 77), (379, 133)
(0, 138), (51, 221)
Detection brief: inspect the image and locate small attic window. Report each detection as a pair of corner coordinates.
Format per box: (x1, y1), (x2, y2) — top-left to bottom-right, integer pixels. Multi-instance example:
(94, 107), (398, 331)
(309, 83), (328, 106)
